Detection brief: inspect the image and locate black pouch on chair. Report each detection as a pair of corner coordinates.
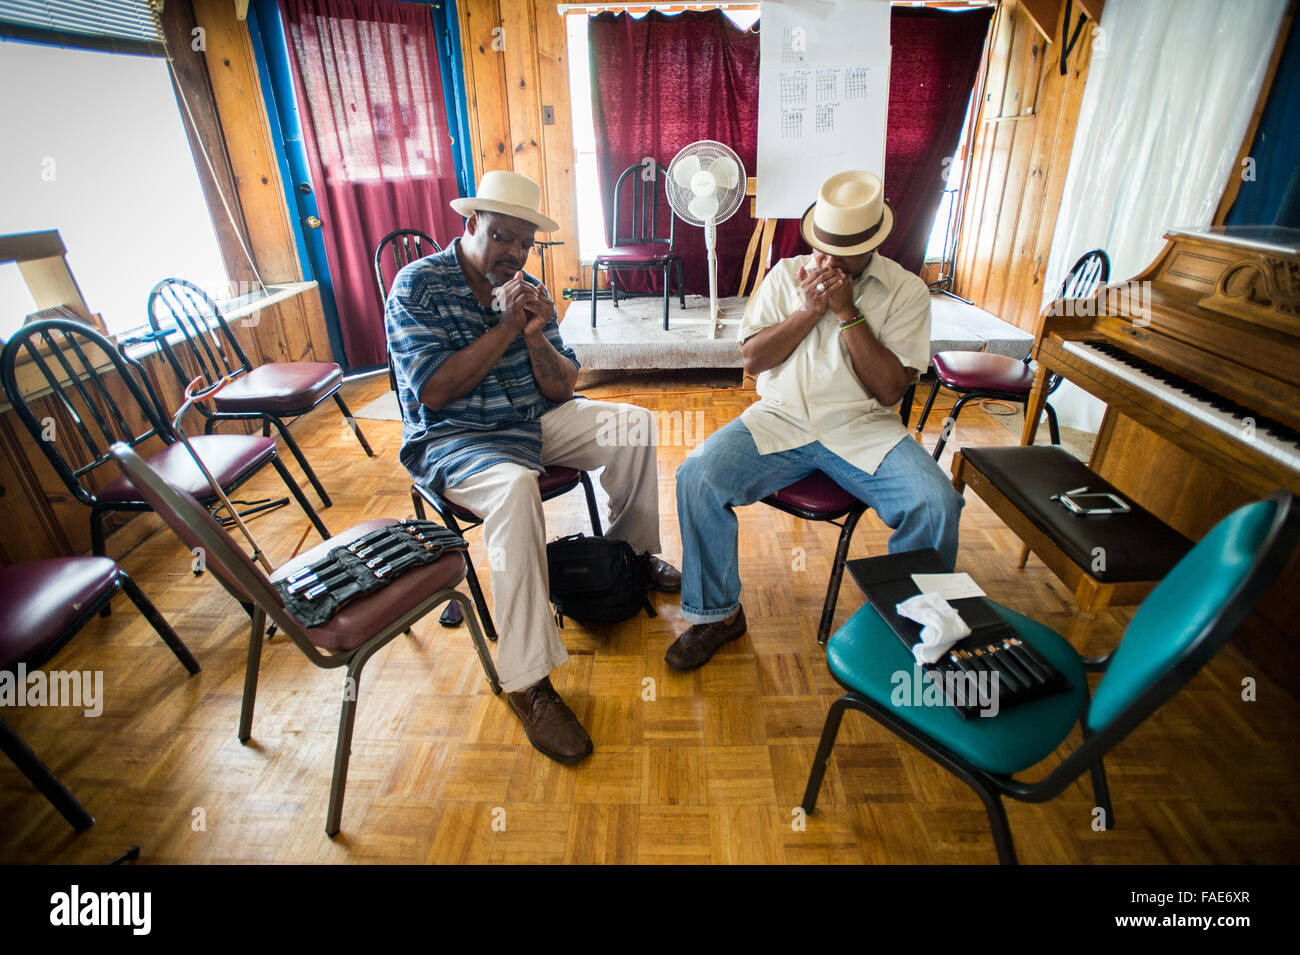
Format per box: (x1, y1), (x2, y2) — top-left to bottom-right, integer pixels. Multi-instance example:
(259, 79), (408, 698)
(546, 533), (656, 627)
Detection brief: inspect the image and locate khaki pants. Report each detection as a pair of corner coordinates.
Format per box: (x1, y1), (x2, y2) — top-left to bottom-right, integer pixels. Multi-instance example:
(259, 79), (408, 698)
(443, 397), (663, 693)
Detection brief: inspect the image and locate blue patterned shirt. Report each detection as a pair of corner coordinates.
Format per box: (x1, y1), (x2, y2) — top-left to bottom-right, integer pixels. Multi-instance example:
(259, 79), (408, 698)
(385, 239), (580, 494)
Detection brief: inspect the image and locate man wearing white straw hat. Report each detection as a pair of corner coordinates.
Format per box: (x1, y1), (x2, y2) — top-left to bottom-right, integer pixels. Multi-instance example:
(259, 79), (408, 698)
(667, 170), (964, 670)
(386, 170), (680, 764)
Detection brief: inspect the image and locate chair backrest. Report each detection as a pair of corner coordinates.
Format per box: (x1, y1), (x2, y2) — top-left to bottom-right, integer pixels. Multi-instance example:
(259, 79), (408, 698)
(0, 319), (175, 505)
(374, 229), (440, 308)
(1057, 249), (1109, 300)
(147, 278), (253, 398)
(107, 442), (325, 663)
(1086, 490), (1298, 734)
(610, 161), (674, 249)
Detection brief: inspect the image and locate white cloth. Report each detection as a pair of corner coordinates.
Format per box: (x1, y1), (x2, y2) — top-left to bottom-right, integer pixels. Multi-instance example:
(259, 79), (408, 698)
(736, 253), (932, 475)
(443, 397), (663, 693)
(896, 592), (971, 665)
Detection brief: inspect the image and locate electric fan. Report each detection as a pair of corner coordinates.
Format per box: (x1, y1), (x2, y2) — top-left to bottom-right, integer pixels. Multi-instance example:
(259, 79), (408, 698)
(665, 140), (747, 337)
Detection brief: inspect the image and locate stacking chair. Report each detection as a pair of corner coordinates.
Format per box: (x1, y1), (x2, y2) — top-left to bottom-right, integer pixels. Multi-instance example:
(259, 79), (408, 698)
(411, 469), (604, 631)
(591, 161), (686, 330)
(801, 490), (1299, 864)
(109, 442), (500, 837)
(374, 228), (440, 392)
(0, 557), (199, 830)
(914, 250), (1110, 459)
(0, 318), (330, 557)
(760, 383), (916, 646)
(147, 278), (373, 508)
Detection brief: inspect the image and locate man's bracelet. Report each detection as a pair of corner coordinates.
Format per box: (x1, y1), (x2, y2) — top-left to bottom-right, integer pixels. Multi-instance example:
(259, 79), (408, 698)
(839, 309), (866, 330)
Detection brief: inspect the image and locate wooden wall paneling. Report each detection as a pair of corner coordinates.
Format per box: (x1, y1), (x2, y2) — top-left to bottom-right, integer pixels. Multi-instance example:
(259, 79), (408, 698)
(534, 5), (584, 299)
(461, 0), (513, 176)
(192, 0), (303, 284)
(500, 2), (545, 189)
(0, 415), (72, 563)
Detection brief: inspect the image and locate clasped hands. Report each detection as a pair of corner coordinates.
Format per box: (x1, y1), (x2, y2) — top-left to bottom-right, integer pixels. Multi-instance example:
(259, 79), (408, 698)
(492, 272), (554, 341)
(797, 254), (855, 318)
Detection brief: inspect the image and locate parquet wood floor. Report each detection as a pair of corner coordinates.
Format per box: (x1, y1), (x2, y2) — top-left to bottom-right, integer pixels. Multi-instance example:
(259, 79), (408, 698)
(2, 369), (1297, 864)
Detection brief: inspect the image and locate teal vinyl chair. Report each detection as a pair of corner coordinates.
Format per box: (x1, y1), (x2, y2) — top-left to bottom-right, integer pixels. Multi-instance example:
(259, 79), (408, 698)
(801, 490), (1299, 864)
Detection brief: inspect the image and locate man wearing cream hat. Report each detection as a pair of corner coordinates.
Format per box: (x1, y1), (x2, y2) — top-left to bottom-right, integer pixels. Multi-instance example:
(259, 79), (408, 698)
(386, 170), (680, 763)
(667, 170), (963, 670)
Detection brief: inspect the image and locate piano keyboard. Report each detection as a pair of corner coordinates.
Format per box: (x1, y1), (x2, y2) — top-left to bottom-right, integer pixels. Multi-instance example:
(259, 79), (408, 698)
(1062, 340), (1300, 473)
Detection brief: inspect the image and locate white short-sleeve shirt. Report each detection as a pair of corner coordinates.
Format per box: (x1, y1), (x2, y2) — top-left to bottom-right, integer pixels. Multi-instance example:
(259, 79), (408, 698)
(736, 252), (931, 475)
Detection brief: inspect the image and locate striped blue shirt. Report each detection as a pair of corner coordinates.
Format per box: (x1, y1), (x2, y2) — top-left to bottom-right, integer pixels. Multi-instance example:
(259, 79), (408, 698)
(385, 239), (580, 494)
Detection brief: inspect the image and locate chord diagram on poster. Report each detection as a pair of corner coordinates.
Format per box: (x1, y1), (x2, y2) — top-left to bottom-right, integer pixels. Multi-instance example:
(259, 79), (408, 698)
(780, 71), (808, 108)
(781, 109), (804, 139)
(816, 69), (838, 103)
(815, 105), (837, 134)
(782, 28), (806, 63)
(845, 68), (870, 100)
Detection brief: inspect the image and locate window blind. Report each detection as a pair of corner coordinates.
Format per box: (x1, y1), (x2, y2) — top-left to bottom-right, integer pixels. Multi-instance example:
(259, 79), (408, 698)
(0, 0), (163, 55)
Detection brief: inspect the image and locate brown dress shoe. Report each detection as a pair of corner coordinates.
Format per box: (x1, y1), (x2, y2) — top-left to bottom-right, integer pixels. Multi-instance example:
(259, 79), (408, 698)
(506, 677), (593, 765)
(664, 606), (747, 670)
(646, 556), (681, 592)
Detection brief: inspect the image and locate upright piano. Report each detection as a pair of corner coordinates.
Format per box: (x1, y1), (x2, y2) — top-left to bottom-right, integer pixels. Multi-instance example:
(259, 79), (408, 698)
(1023, 225), (1300, 682)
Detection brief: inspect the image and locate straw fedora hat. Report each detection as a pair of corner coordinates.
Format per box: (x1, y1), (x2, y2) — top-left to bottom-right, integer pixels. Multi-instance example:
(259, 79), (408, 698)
(799, 170), (894, 257)
(451, 170), (559, 233)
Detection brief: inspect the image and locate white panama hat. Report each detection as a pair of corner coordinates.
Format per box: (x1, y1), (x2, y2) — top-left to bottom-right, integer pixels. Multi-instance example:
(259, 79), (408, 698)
(799, 170), (894, 257)
(450, 170), (559, 233)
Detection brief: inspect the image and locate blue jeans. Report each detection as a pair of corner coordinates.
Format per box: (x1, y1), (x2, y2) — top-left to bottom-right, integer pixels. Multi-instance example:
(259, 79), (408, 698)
(676, 419), (965, 623)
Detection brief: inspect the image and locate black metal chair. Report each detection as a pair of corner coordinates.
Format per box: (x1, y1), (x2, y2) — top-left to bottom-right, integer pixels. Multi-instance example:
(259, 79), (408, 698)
(109, 442), (498, 837)
(802, 489), (1299, 864)
(0, 557), (200, 830)
(914, 250), (1110, 458)
(374, 229), (440, 392)
(411, 469), (604, 632)
(591, 161), (686, 330)
(760, 384), (916, 646)
(147, 278), (373, 508)
(0, 318), (330, 557)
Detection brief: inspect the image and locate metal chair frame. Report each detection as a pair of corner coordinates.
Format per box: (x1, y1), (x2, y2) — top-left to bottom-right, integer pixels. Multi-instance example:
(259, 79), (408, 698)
(374, 228), (441, 393)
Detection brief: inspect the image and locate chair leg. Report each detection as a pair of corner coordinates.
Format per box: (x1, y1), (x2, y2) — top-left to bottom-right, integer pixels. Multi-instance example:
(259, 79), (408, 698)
(1089, 757), (1115, 830)
(266, 415), (332, 508)
(268, 455), (331, 540)
(1017, 543), (1031, 568)
(118, 571), (201, 674)
(1044, 400), (1062, 446)
(611, 269), (619, 308)
(579, 470), (603, 536)
(458, 540), (498, 641)
(326, 657), (365, 837)
(932, 394), (976, 460)
(662, 263), (670, 331)
(801, 694), (852, 813)
(973, 784), (1019, 864)
(915, 378), (942, 435)
(452, 590), (500, 695)
(238, 606), (266, 743)
(333, 393), (374, 457)
(817, 508), (864, 646)
(91, 512), (111, 616)
(0, 716), (94, 831)
(676, 259), (686, 309)
(591, 264), (599, 328)
(387, 353), (398, 393)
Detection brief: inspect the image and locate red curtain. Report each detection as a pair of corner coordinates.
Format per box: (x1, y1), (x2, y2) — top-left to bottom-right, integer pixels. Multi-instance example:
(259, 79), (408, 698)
(589, 7), (992, 285)
(281, 0), (462, 368)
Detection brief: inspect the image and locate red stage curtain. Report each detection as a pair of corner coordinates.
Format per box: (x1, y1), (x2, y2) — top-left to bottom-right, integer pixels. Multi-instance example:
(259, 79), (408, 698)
(281, 0), (462, 368)
(589, 6), (992, 286)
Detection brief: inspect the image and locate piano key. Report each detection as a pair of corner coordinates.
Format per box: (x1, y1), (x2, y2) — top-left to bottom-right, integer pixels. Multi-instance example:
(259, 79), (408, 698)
(1063, 340), (1300, 473)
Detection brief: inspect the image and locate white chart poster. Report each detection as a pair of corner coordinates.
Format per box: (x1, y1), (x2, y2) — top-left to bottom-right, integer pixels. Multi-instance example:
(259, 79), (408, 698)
(756, 0), (891, 219)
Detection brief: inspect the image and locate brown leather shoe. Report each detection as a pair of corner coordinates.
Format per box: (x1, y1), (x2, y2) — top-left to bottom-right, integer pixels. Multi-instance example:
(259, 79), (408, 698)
(506, 677), (593, 765)
(664, 606), (747, 670)
(646, 556), (681, 592)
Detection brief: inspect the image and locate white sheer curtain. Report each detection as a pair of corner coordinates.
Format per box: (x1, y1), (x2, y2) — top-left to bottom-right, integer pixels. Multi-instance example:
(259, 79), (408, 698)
(1041, 0), (1287, 431)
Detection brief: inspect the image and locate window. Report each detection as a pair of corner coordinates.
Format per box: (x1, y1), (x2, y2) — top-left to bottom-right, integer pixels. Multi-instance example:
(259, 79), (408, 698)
(0, 38), (229, 338)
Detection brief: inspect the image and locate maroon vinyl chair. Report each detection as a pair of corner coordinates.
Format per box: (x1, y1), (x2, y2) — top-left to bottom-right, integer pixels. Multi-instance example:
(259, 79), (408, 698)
(108, 442), (499, 837)
(914, 250), (1110, 459)
(760, 383), (917, 646)
(411, 468), (603, 632)
(0, 558), (200, 830)
(374, 228), (441, 393)
(147, 277), (374, 509)
(0, 318), (331, 559)
(591, 161), (686, 331)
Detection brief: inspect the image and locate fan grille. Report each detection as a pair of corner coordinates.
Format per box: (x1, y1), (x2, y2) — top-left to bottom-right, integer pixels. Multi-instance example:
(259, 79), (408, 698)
(665, 140), (747, 226)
